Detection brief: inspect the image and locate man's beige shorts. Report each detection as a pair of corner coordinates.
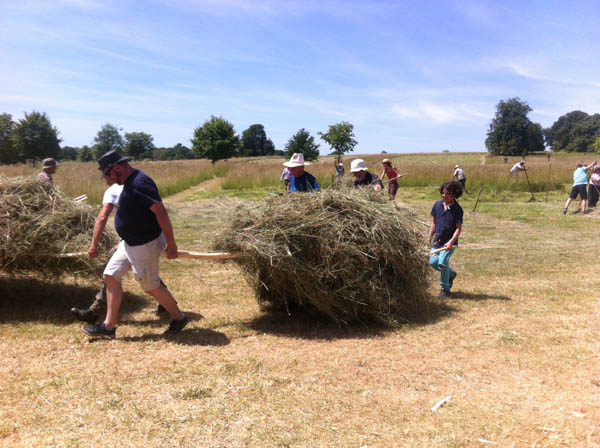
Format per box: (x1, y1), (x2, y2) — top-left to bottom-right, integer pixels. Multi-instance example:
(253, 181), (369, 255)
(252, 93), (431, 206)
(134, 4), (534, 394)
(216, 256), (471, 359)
(104, 233), (166, 291)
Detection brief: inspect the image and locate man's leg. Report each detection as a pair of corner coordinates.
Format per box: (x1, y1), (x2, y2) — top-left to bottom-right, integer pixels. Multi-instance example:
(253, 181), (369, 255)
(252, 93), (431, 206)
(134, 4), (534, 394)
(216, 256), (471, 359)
(103, 274), (123, 329)
(564, 197), (572, 214)
(581, 199), (587, 213)
(146, 284), (184, 320)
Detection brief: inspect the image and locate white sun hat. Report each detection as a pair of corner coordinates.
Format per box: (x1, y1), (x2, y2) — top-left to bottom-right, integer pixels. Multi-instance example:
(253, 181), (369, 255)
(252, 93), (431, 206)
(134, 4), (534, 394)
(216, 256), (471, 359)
(283, 153), (310, 167)
(350, 159), (368, 172)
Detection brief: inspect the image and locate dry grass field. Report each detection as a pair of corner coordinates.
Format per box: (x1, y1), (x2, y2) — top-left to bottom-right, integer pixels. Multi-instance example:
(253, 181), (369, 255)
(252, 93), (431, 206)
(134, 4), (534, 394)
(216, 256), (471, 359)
(1, 153), (599, 447)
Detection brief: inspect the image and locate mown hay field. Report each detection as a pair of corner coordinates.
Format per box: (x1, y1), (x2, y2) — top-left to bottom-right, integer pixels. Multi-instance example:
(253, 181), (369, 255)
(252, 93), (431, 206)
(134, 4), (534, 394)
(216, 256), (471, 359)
(0, 153), (598, 447)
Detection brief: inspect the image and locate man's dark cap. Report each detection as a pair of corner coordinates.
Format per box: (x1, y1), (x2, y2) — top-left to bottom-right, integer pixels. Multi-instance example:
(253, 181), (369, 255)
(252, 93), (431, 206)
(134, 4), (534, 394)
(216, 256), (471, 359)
(98, 150), (131, 175)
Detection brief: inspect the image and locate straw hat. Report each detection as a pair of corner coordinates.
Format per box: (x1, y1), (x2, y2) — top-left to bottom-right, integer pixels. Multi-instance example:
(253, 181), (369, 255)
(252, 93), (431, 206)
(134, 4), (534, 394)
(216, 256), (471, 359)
(350, 159), (368, 172)
(455, 164), (460, 169)
(382, 158), (391, 164)
(283, 153), (310, 167)
(42, 158), (58, 168)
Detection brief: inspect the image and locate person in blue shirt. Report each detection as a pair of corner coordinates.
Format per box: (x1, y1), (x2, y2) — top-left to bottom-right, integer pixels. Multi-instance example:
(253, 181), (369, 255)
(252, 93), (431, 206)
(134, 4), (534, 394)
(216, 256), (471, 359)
(428, 181), (464, 299)
(284, 153), (320, 193)
(563, 161), (596, 215)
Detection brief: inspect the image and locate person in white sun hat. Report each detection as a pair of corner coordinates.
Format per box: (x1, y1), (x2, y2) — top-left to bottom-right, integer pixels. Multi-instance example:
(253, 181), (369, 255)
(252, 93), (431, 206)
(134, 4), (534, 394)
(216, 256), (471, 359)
(350, 159), (383, 192)
(283, 153), (320, 192)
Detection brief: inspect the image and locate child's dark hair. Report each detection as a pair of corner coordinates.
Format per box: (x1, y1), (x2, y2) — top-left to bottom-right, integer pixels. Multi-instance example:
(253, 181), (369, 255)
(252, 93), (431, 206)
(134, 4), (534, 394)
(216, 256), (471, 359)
(439, 181), (463, 199)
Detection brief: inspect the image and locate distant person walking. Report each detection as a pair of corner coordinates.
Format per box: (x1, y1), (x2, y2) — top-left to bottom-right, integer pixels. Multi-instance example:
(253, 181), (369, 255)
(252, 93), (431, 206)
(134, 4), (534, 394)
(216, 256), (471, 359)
(510, 160), (526, 176)
(563, 161), (596, 214)
(588, 164), (600, 209)
(82, 150), (188, 338)
(284, 153), (320, 192)
(280, 167), (291, 192)
(334, 161), (345, 177)
(452, 164), (468, 193)
(380, 158), (404, 200)
(37, 158), (58, 184)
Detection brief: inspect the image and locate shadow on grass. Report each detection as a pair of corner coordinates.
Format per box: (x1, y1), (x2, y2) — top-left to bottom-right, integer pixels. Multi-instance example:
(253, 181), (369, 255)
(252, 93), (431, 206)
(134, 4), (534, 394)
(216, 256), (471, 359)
(122, 311), (204, 328)
(243, 299), (457, 340)
(117, 327), (229, 346)
(451, 291), (511, 301)
(0, 275), (149, 324)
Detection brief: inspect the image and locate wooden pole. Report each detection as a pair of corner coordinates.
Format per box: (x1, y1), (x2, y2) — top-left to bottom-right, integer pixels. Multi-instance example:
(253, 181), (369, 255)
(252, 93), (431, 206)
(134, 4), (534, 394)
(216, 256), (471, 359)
(43, 250), (240, 260)
(545, 162), (551, 203)
(472, 184), (483, 212)
(524, 169), (535, 201)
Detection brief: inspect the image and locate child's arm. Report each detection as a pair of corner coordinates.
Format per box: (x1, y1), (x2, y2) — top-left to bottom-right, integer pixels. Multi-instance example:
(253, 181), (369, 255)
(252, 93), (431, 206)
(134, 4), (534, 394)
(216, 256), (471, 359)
(444, 223), (462, 251)
(428, 219), (436, 245)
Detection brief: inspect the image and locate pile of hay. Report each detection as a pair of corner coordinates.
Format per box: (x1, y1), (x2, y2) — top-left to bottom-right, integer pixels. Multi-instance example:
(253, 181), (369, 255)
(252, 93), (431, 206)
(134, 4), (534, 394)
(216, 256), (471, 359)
(217, 189), (432, 326)
(0, 177), (117, 277)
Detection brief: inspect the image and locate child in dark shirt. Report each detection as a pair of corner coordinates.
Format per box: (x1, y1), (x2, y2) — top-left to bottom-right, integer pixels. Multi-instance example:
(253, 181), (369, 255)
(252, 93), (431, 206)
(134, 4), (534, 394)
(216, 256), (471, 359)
(428, 181), (464, 298)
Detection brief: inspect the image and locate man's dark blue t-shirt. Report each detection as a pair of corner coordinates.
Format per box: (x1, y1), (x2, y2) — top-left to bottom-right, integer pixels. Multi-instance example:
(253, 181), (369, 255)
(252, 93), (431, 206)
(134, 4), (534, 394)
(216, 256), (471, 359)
(290, 172), (320, 192)
(115, 169), (162, 246)
(430, 199), (463, 248)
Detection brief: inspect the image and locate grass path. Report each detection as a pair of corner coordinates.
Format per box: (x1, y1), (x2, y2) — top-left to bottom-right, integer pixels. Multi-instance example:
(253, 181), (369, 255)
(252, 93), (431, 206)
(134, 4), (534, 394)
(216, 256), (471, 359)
(167, 176), (225, 202)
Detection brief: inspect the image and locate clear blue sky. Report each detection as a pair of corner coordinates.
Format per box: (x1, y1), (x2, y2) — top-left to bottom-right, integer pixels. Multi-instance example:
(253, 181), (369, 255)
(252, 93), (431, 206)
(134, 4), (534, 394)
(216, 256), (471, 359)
(1, 0), (599, 153)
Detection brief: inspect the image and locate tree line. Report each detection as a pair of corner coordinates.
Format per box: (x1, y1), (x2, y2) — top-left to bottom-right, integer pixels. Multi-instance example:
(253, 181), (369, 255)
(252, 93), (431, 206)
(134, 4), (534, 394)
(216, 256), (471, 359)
(0, 112), (357, 165)
(485, 97), (600, 156)
(2, 102), (598, 165)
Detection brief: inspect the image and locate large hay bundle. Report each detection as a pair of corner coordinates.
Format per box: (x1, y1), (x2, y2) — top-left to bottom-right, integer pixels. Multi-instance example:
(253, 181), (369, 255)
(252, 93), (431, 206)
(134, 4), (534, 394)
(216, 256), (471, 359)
(217, 190), (432, 326)
(0, 177), (117, 277)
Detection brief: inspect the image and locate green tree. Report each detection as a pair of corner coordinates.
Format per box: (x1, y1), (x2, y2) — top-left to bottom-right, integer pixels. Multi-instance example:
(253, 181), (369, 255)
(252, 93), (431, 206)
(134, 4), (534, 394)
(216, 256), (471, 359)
(124, 131), (155, 160)
(12, 111), (62, 162)
(239, 124), (275, 157)
(485, 98), (545, 156)
(58, 146), (79, 161)
(318, 121), (357, 164)
(153, 143), (193, 161)
(78, 145), (94, 162)
(0, 113), (16, 164)
(544, 111), (600, 152)
(594, 136), (600, 154)
(284, 128), (320, 161)
(191, 115), (239, 164)
(92, 124), (124, 159)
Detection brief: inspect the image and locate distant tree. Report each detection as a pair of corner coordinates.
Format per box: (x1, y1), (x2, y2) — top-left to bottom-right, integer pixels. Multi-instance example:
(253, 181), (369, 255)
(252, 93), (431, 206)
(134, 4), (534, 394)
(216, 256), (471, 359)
(12, 111), (62, 162)
(485, 98), (545, 156)
(544, 111), (600, 152)
(284, 128), (320, 161)
(0, 113), (16, 164)
(318, 121), (357, 164)
(124, 131), (155, 160)
(239, 124), (275, 157)
(191, 115), (239, 164)
(78, 145), (94, 162)
(59, 146), (79, 161)
(92, 123), (124, 160)
(153, 143), (194, 160)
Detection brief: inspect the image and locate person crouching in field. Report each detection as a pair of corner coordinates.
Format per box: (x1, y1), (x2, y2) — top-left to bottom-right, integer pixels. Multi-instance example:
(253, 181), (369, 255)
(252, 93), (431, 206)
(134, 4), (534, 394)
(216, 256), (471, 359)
(284, 153), (320, 192)
(588, 164), (600, 209)
(380, 158), (404, 200)
(428, 181), (463, 299)
(452, 164), (468, 193)
(510, 160), (526, 176)
(563, 161), (596, 215)
(351, 159), (383, 192)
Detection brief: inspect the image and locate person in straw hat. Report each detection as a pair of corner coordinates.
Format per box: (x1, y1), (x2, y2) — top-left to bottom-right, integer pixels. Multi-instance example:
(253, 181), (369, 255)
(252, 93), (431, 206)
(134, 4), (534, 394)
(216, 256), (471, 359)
(37, 158), (58, 184)
(82, 150), (188, 338)
(334, 160), (345, 178)
(380, 158), (404, 200)
(452, 164), (468, 193)
(350, 159), (383, 191)
(510, 160), (526, 176)
(283, 153), (320, 192)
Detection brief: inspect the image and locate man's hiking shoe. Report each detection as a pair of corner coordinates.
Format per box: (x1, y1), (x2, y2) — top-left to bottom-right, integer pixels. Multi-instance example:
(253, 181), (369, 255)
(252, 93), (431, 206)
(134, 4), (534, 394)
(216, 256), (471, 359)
(163, 314), (189, 335)
(449, 272), (457, 288)
(437, 290), (451, 299)
(71, 307), (99, 324)
(154, 304), (166, 315)
(82, 322), (115, 339)
(563, 208), (568, 215)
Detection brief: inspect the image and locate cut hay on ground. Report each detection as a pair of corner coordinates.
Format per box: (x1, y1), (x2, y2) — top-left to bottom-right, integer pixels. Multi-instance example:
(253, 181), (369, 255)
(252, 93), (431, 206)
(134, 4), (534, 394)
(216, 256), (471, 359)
(0, 177), (117, 277)
(217, 189), (433, 326)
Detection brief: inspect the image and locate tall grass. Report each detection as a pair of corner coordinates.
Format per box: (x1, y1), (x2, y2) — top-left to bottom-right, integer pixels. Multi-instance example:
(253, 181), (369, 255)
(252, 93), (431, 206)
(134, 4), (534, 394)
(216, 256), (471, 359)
(0, 160), (228, 204)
